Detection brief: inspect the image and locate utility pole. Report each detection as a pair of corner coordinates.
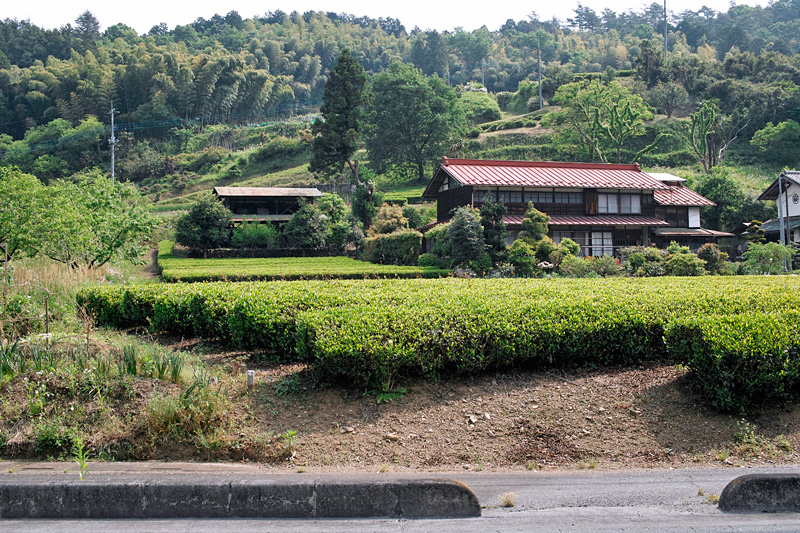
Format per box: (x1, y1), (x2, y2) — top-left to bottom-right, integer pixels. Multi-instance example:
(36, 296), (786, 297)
(109, 101), (118, 182)
(537, 41), (544, 110)
(663, 0), (668, 63)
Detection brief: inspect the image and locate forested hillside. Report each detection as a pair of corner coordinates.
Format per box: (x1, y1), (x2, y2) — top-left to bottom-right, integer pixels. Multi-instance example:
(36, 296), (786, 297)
(1, 3), (799, 208)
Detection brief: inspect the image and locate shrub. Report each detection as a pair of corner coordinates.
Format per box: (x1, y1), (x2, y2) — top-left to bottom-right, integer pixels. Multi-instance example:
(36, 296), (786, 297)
(743, 242), (796, 274)
(426, 222), (452, 259)
(352, 185), (379, 228)
(231, 220), (280, 249)
(508, 239), (535, 277)
(588, 255), (623, 277)
(620, 246), (665, 277)
(469, 252), (493, 275)
(418, 253), (439, 267)
(558, 255), (593, 277)
(361, 229), (423, 265)
(665, 253), (707, 276)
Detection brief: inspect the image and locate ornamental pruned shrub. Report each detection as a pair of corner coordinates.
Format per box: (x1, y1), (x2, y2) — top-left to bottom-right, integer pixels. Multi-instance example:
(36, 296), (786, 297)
(361, 229), (423, 265)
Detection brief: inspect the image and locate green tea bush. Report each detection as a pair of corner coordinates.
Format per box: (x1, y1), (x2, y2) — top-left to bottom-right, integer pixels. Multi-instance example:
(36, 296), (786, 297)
(80, 277), (800, 404)
(666, 311), (800, 412)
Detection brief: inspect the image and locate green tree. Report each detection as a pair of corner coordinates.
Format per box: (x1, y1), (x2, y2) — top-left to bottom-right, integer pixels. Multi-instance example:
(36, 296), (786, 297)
(697, 242), (728, 274)
(479, 195), (508, 263)
(34, 169), (157, 268)
(371, 204), (409, 234)
(0, 166), (43, 258)
(520, 202), (550, 242)
(743, 242), (796, 274)
(647, 81), (689, 119)
(175, 193), (232, 258)
(366, 62), (466, 182)
(309, 49), (369, 186)
(284, 202), (327, 249)
(448, 206), (485, 266)
(750, 120), (800, 167)
(351, 184), (379, 229)
(552, 80), (653, 163)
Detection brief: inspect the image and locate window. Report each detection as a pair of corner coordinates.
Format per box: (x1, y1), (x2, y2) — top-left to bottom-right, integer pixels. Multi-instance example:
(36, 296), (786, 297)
(524, 191), (553, 203)
(620, 194), (641, 214)
(554, 192), (582, 204)
(553, 231), (589, 255)
(599, 193), (641, 214)
(473, 190), (491, 203)
(500, 191), (522, 203)
(591, 231), (614, 256)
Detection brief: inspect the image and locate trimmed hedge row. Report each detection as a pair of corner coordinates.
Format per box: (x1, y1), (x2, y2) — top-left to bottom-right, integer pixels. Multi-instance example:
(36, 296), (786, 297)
(666, 311), (800, 412)
(158, 253), (448, 282)
(78, 277), (800, 410)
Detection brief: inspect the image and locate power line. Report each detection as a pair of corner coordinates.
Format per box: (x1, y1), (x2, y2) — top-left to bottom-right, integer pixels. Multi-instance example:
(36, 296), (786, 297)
(0, 99), (322, 159)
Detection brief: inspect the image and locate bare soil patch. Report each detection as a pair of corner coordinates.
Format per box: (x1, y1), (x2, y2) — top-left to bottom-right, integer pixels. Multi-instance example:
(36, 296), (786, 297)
(4, 336), (799, 471)
(185, 340), (800, 472)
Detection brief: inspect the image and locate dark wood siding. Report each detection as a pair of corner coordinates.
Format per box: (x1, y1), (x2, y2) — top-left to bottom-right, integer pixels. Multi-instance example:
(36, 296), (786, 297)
(437, 186), (474, 221)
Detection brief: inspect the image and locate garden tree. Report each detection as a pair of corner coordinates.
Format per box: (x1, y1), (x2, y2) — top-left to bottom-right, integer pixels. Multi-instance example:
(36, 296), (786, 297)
(750, 120), (800, 167)
(552, 80), (654, 163)
(175, 193), (232, 258)
(284, 201), (327, 249)
(0, 166), (43, 258)
(479, 196), (508, 263)
(366, 62), (467, 182)
(743, 242), (796, 274)
(647, 81), (689, 119)
(351, 185), (381, 228)
(401, 204), (430, 229)
(744, 219), (766, 244)
(33, 169), (157, 268)
(697, 242), (728, 274)
(507, 240), (535, 277)
(309, 50), (370, 188)
(520, 202), (550, 242)
(447, 206), (485, 266)
(695, 169), (771, 231)
(317, 192), (354, 251)
(231, 220), (279, 248)
(370, 204), (409, 234)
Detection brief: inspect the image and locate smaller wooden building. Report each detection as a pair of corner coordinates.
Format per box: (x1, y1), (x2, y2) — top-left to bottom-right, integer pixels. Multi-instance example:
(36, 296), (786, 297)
(213, 186), (324, 223)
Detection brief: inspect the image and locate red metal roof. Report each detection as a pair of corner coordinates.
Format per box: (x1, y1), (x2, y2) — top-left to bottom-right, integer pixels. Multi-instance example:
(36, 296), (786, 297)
(423, 158), (672, 198)
(503, 215), (669, 227)
(654, 186), (715, 207)
(214, 187), (324, 198)
(652, 228), (734, 237)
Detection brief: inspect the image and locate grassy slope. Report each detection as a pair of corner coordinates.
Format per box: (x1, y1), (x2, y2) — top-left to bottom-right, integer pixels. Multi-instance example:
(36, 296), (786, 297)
(148, 109), (779, 212)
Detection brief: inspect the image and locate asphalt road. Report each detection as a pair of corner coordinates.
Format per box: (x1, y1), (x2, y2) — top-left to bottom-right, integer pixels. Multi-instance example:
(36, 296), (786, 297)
(2, 463), (800, 532)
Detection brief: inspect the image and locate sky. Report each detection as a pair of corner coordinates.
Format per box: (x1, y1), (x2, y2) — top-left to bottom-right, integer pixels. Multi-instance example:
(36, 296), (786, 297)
(6, 0), (761, 34)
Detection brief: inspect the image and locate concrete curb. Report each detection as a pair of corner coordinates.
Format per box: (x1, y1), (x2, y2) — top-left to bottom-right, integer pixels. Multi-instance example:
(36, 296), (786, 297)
(0, 478), (481, 519)
(719, 474), (800, 513)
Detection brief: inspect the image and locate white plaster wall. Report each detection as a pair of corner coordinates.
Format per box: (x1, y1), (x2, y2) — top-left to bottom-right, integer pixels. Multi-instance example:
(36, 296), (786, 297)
(688, 207), (701, 228)
(780, 182), (800, 218)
